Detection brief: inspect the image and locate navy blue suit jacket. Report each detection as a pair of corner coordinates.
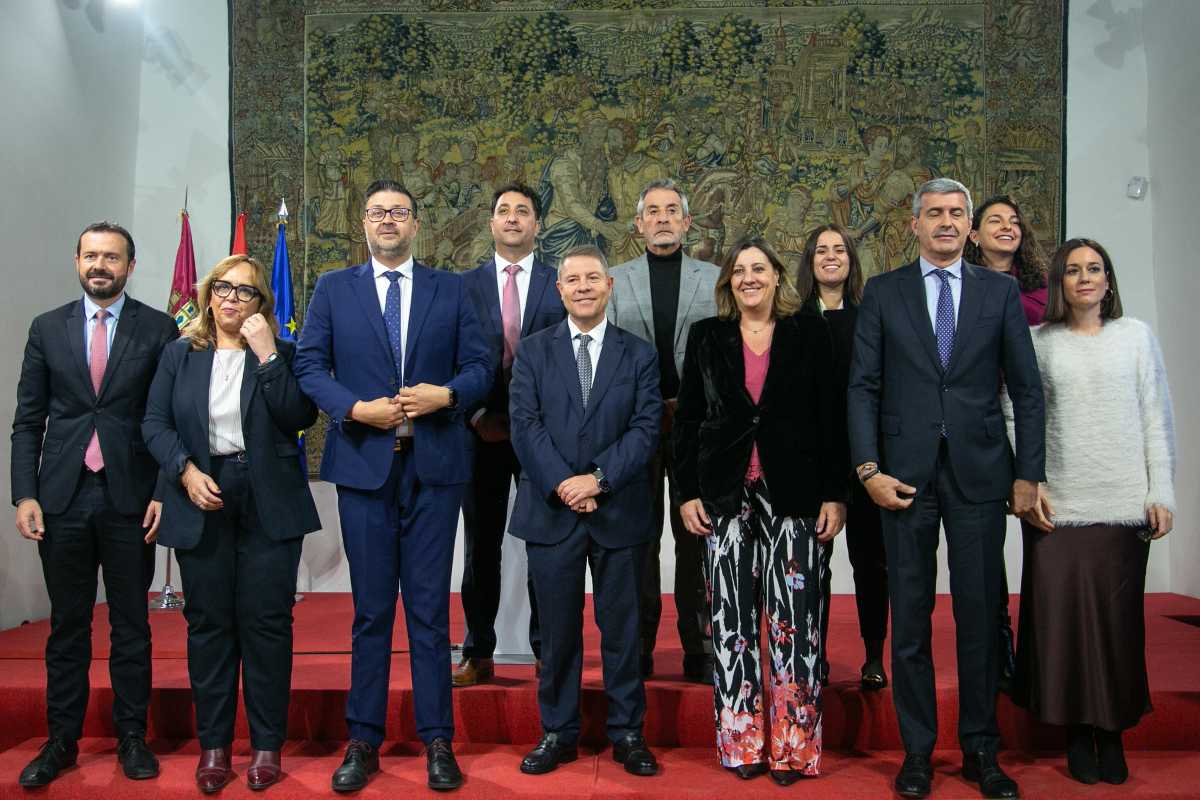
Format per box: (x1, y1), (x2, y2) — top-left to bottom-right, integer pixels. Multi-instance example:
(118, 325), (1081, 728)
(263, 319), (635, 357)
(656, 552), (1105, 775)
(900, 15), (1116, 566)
(508, 319), (662, 549)
(847, 260), (1045, 502)
(143, 338), (320, 550)
(461, 256), (565, 417)
(294, 261), (491, 490)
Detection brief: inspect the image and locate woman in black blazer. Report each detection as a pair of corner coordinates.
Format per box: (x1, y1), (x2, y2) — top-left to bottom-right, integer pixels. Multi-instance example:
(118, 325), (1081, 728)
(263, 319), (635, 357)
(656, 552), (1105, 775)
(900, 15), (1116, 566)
(143, 255), (319, 793)
(673, 237), (846, 784)
(796, 224), (889, 692)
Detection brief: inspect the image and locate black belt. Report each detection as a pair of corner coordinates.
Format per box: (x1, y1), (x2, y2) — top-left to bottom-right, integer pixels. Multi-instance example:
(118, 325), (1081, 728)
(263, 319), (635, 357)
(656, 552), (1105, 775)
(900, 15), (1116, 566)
(211, 451), (248, 463)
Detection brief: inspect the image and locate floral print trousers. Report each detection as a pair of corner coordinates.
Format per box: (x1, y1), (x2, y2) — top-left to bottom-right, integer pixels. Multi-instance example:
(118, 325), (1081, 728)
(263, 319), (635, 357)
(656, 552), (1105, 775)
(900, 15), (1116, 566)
(706, 477), (824, 774)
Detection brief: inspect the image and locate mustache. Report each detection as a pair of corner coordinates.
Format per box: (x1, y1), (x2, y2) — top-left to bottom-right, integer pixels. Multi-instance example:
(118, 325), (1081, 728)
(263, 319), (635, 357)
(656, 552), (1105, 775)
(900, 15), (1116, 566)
(86, 270), (115, 280)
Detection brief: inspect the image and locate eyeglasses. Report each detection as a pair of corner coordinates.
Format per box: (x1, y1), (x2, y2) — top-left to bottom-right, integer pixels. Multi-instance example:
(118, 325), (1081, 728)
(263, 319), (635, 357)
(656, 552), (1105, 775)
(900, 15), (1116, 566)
(365, 206), (413, 223)
(211, 280), (262, 303)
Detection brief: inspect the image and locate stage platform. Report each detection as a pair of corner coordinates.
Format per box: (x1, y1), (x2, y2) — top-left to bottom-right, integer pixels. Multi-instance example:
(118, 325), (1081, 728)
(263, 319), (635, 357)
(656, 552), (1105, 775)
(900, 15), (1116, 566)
(0, 593), (1197, 798)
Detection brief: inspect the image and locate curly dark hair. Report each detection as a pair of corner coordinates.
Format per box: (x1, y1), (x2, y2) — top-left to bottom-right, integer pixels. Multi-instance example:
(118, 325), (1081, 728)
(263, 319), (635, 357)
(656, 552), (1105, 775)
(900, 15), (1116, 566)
(964, 195), (1047, 293)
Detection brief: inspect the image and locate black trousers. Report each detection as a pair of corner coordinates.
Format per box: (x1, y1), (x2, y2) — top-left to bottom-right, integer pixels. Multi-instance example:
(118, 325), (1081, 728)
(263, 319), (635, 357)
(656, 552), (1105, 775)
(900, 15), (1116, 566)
(460, 437), (540, 659)
(527, 529), (647, 744)
(882, 442), (1006, 756)
(38, 469), (155, 742)
(174, 456), (302, 750)
(640, 435), (711, 657)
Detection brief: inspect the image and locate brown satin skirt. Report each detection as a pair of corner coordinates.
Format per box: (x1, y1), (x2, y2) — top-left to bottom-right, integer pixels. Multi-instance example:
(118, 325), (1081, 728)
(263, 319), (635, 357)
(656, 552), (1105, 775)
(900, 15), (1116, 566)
(1012, 521), (1152, 731)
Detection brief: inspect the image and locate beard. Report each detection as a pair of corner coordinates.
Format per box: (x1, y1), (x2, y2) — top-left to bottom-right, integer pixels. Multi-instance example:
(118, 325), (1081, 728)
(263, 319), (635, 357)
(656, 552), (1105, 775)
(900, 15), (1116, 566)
(79, 269), (127, 300)
(366, 229), (411, 262)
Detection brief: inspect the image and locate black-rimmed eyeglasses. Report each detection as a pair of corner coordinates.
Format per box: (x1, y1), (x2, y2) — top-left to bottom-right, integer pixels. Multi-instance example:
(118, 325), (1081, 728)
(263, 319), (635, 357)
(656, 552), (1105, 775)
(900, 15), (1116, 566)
(211, 280), (262, 303)
(365, 206), (413, 223)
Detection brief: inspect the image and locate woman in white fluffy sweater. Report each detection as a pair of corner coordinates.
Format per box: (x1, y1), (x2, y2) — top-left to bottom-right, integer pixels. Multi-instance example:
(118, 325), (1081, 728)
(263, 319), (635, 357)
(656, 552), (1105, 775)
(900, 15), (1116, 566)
(1012, 238), (1176, 787)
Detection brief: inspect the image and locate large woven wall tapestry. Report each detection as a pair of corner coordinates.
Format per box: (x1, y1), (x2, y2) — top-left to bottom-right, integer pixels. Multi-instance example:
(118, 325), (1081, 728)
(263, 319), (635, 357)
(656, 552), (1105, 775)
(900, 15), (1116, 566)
(230, 0), (1064, 468)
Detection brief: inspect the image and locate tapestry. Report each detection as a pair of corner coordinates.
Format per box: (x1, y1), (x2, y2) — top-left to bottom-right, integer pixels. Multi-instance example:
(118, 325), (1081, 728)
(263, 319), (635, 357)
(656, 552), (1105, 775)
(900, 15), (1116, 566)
(230, 0), (1065, 470)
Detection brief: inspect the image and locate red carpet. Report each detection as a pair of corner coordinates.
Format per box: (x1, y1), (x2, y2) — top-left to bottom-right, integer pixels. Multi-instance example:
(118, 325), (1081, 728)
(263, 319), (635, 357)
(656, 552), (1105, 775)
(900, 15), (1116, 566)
(1, 593), (1198, 798)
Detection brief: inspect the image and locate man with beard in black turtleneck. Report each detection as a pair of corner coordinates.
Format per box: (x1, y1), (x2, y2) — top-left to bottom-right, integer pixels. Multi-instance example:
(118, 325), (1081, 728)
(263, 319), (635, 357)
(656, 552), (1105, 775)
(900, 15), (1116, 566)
(608, 179), (719, 682)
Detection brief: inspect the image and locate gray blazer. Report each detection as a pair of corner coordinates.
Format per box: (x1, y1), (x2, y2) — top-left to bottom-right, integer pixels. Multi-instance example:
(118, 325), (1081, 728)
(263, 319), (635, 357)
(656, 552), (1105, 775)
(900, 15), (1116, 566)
(608, 252), (720, 390)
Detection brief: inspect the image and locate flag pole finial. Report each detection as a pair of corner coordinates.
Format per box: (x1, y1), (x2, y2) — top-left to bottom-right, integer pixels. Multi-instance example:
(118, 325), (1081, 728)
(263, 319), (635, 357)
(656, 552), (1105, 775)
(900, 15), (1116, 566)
(278, 198), (288, 222)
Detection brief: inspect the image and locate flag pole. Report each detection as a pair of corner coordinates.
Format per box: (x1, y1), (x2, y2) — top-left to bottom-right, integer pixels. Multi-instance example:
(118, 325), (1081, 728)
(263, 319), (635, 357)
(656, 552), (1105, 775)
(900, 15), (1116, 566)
(276, 197), (306, 603)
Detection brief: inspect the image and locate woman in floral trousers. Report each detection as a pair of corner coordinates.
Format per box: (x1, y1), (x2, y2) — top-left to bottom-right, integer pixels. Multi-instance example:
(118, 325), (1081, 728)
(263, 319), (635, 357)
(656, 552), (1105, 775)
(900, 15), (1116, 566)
(673, 238), (847, 784)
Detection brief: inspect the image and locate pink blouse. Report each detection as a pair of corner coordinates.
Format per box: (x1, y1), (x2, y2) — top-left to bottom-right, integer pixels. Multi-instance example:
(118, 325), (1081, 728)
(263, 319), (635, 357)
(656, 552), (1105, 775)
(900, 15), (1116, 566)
(743, 341), (770, 481)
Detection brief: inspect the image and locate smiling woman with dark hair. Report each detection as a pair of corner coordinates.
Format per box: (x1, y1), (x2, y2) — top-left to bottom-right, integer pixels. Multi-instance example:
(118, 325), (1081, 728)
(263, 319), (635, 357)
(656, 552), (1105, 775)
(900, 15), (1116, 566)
(964, 195), (1048, 324)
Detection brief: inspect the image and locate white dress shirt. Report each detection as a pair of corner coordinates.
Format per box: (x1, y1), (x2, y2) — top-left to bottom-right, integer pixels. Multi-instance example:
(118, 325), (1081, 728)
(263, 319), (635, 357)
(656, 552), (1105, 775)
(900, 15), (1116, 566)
(567, 316), (607, 389)
(494, 250), (534, 321)
(208, 349), (246, 455)
(920, 256), (963, 331)
(372, 256), (414, 437)
(82, 293), (125, 365)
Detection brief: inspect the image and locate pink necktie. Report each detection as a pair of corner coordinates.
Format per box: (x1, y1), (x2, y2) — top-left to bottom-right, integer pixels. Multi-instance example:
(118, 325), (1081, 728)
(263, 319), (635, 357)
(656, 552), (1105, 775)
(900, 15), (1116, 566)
(501, 264), (522, 368)
(84, 309), (108, 472)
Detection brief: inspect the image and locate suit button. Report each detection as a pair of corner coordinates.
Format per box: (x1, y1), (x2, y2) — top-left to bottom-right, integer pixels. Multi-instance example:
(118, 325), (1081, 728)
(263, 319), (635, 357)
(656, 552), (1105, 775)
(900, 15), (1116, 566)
(942, 385), (948, 392)
(751, 415), (760, 425)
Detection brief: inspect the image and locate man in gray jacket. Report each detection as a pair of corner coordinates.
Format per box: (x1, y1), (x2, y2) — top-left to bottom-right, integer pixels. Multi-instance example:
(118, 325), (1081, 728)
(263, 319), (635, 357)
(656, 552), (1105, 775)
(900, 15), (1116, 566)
(607, 178), (719, 682)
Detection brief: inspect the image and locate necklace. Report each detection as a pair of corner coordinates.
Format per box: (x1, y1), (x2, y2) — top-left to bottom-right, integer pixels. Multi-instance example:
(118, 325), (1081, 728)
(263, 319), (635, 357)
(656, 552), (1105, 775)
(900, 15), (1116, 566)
(741, 319), (773, 335)
(214, 349), (242, 384)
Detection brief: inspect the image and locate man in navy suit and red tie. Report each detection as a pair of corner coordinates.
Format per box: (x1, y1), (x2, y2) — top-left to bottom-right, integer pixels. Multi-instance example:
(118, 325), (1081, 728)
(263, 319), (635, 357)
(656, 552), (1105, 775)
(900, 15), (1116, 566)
(508, 245), (662, 777)
(454, 183), (565, 687)
(295, 180), (491, 792)
(12, 222), (178, 787)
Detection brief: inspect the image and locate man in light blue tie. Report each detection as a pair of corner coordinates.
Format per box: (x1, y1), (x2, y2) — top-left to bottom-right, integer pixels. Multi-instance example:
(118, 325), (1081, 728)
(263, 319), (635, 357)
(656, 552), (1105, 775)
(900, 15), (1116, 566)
(847, 178), (1045, 800)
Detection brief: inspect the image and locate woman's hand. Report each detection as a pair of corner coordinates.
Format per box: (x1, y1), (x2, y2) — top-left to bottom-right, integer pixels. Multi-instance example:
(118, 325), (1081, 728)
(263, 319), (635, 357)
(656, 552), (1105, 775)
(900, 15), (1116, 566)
(240, 313), (277, 364)
(680, 498), (712, 536)
(1148, 504), (1174, 539)
(815, 501), (846, 542)
(1020, 483), (1054, 533)
(182, 462), (223, 511)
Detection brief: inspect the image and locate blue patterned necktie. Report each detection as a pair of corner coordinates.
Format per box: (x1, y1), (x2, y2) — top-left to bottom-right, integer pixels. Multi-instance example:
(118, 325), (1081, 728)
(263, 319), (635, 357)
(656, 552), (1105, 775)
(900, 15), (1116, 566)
(576, 333), (593, 408)
(934, 269), (955, 370)
(382, 270), (404, 381)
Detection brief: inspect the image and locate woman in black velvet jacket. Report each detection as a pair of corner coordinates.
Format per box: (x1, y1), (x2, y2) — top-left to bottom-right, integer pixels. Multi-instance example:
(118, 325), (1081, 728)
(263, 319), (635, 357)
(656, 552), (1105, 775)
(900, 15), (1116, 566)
(672, 237), (846, 784)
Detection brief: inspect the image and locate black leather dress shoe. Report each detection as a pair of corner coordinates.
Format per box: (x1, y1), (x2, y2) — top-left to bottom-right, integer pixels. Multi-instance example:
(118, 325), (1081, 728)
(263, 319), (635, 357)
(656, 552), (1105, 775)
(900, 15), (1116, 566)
(331, 740), (379, 793)
(727, 762), (768, 780)
(682, 654), (714, 685)
(117, 733), (159, 780)
(895, 753), (933, 798)
(612, 732), (657, 776)
(18, 738), (78, 787)
(962, 752), (1019, 798)
(521, 733), (579, 775)
(426, 738), (462, 790)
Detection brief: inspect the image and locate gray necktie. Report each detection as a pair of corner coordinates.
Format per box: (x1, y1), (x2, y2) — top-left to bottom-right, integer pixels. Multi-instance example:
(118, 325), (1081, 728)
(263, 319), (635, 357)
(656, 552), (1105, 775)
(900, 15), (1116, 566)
(576, 333), (593, 408)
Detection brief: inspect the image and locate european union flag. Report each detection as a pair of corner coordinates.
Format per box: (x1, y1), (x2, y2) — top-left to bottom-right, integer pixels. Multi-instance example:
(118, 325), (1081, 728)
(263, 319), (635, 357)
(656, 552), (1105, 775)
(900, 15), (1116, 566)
(271, 219), (307, 473)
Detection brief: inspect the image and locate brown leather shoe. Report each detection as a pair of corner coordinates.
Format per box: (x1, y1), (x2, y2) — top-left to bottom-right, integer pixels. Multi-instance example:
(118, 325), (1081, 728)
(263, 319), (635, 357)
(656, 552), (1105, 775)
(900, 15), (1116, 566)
(196, 747), (233, 794)
(247, 749), (282, 791)
(452, 657), (494, 687)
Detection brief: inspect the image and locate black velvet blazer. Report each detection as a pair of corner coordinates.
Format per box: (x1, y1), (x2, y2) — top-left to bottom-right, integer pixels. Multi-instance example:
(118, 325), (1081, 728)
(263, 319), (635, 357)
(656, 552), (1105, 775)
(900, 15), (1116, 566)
(671, 314), (847, 518)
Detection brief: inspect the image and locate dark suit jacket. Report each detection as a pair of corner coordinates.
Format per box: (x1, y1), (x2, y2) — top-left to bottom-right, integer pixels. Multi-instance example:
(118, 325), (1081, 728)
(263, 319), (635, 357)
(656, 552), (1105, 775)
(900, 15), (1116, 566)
(294, 261), (492, 490)
(672, 314), (846, 518)
(847, 260), (1045, 502)
(461, 256), (565, 418)
(142, 338), (320, 550)
(11, 296), (178, 515)
(508, 320), (662, 549)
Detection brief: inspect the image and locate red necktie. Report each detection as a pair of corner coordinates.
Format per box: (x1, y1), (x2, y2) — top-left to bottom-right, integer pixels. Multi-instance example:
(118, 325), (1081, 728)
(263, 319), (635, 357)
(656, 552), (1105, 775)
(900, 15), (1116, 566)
(501, 264), (522, 368)
(83, 309), (108, 472)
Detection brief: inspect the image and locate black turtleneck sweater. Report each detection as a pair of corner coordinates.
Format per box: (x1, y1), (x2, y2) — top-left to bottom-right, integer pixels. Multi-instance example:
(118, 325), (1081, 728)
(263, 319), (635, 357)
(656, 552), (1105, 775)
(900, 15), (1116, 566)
(647, 247), (682, 399)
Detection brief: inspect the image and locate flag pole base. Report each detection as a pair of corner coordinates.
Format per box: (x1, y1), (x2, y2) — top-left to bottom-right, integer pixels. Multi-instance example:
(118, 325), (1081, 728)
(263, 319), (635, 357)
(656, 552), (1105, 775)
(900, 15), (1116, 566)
(150, 584), (185, 610)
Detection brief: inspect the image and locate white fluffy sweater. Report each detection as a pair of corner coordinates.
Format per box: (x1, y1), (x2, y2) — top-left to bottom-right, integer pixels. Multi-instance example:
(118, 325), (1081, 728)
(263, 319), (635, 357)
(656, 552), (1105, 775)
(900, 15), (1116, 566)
(1019, 318), (1176, 526)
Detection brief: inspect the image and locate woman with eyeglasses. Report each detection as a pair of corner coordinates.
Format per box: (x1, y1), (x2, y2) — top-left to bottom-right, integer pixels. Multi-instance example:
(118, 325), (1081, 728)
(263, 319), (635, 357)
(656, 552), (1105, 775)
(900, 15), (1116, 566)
(1008, 239), (1175, 786)
(143, 255), (319, 793)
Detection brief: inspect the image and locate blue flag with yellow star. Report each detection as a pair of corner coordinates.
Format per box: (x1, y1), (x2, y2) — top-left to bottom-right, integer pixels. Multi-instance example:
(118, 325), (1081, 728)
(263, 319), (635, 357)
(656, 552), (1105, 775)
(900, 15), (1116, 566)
(271, 220), (306, 473)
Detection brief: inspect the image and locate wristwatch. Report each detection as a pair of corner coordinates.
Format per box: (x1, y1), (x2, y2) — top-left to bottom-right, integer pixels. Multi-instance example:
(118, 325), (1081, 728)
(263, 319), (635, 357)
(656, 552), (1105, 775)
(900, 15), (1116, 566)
(591, 466), (611, 494)
(445, 386), (458, 409)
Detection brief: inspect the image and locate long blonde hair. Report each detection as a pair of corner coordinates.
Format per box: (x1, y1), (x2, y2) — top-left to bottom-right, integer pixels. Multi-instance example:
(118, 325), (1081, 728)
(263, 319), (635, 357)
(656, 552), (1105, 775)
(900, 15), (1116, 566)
(183, 255), (278, 350)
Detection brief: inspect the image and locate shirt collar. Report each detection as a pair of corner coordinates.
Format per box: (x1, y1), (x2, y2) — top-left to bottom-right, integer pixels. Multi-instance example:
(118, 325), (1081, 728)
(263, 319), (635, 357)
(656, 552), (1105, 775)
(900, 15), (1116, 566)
(920, 256), (963, 280)
(82, 292), (126, 322)
(372, 255), (414, 280)
(567, 315), (607, 347)
(494, 251), (535, 273)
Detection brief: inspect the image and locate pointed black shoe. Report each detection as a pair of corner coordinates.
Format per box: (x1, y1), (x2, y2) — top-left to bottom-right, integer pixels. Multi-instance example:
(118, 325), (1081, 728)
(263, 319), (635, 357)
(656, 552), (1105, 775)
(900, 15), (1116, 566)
(1095, 728), (1129, 785)
(18, 738), (78, 788)
(331, 739), (378, 793)
(726, 762), (768, 780)
(962, 752), (1019, 798)
(426, 737), (462, 791)
(117, 733), (159, 780)
(895, 753), (933, 798)
(1066, 725), (1099, 785)
(520, 733), (579, 775)
(771, 769), (805, 785)
(612, 732), (658, 776)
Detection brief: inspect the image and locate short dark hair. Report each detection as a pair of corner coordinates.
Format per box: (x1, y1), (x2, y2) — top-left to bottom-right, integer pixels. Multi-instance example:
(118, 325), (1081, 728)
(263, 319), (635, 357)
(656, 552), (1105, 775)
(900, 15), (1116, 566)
(76, 221), (135, 261)
(364, 179), (419, 219)
(491, 182), (542, 221)
(1043, 237), (1124, 324)
(797, 223), (865, 307)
